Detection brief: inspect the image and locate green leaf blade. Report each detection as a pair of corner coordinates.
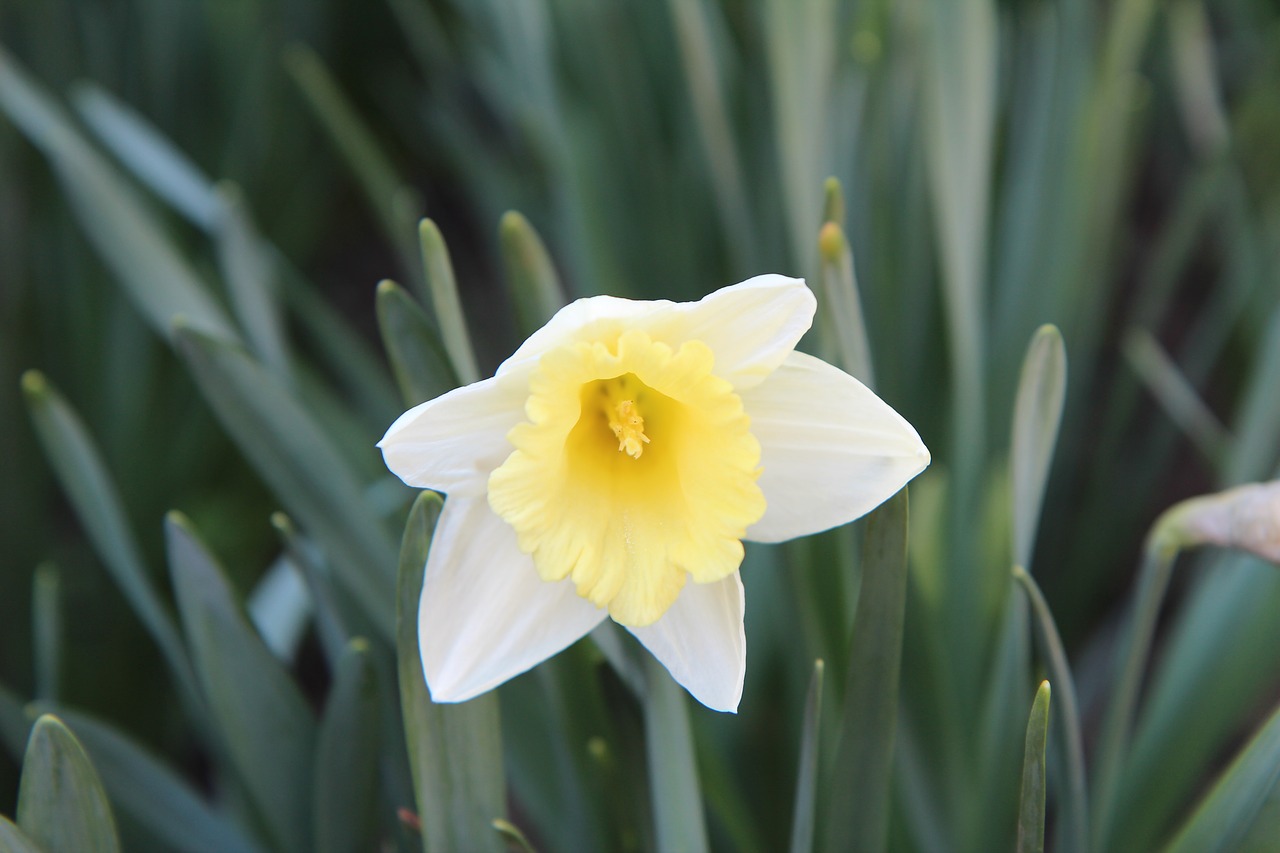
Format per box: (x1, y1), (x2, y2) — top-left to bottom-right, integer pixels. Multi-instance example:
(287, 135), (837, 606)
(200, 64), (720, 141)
(396, 493), (506, 853)
(21, 372), (204, 725)
(644, 656), (710, 853)
(166, 513), (316, 853)
(1016, 681), (1051, 853)
(1010, 325), (1067, 569)
(314, 640), (381, 853)
(172, 327), (398, 640)
(822, 488), (909, 853)
(375, 280), (458, 407)
(17, 715), (120, 853)
(30, 707), (261, 853)
(1163, 700), (1280, 853)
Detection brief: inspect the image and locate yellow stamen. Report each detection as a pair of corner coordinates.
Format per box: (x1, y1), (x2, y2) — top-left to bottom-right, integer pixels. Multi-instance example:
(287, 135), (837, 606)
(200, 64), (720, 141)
(609, 399), (650, 458)
(488, 329), (766, 626)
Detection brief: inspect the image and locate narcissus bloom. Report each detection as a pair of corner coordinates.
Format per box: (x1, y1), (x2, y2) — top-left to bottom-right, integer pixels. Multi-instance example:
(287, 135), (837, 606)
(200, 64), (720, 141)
(379, 275), (928, 711)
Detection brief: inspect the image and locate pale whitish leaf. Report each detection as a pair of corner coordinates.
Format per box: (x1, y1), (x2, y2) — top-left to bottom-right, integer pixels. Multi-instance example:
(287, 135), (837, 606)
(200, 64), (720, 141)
(0, 46), (236, 342)
(173, 326), (398, 640)
(499, 211), (566, 336)
(644, 656), (709, 853)
(0, 817), (45, 853)
(70, 83), (222, 231)
(246, 557), (312, 662)
(822, 488), (908, 853)
(21, 372), (205, 726)
(167, 513), (316, 853)
(396, 493), (506, 853)
(1011, 325), (1067, 570)
(29, 706), (260, 853)
(788, 660), (824, 853)
(1163, 700), (1280, 853)
(418, 220), (480, 385)
(271, 513), (355, 667)
(17, 715), (120, 853)
(1016, 682), (1051, 853)
(314, 640), (380, 853)
(375, 279), (458, 407)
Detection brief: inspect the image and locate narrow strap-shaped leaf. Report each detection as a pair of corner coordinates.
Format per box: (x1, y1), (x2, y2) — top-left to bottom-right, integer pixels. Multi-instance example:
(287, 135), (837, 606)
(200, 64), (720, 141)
(284, 44), (421, 286)
(376, 280), (458, 407)
(173, 325), (398, 640)
(1163, 700), (1280, 853)
(823, 487), (909, 853)
(277, 264), (403, 424)
(70, 83), (222, 232)
(31, 564), (60, 702)
(27, 706), (260, 853)
(664, 0), (754, 267)
(1122, 327), (1230, 465)
(1016, 682), (1051, 853)
(0, 46), (235, 342)
(314, 640), (381, 853)
(167, 513), (316, 853)
(418, 220), (480, 385)
(214, 184), (291, 379)
(817, 217), (875, 388)
(21, 372), (204, 726)
(643, 656), (709, 853)
(17, 715), (120, 853)
(396, 492), (505, 853)
(499, 211), (566, 336)
(822, 177), (845, 228)
(788, 660), (825, 853)
(1010, 325), (1067, 569)
(271, 513), (353, 666)
(1012, 567), (1088, 853)
(0, 817), (45, 853)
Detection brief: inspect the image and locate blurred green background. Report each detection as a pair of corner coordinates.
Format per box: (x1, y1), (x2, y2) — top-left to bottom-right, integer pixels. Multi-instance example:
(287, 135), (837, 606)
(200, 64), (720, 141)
(3, 0), (1280, 850)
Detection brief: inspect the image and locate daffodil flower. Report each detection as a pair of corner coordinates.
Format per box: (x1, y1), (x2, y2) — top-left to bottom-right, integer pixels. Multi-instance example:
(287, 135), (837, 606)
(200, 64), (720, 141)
(379, 275), (929, 711)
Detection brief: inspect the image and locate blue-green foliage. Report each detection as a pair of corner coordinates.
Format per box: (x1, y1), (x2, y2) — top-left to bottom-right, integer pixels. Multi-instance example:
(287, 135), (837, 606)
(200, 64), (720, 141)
(3, 0), (1280, 850)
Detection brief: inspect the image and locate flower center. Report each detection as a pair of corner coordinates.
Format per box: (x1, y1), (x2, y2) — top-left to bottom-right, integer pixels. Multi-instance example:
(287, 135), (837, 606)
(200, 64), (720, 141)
(487, 329), (766, 626)
(609, 399), (649, 458)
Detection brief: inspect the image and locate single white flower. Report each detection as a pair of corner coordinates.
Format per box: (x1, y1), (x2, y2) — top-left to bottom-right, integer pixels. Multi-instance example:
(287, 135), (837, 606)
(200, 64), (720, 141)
(379, 275), (929, 711)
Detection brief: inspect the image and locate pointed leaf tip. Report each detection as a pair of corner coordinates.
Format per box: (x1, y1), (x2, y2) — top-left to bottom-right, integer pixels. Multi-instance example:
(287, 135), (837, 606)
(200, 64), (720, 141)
(20, 370), (46, 398)
(18, 714), (121, 853)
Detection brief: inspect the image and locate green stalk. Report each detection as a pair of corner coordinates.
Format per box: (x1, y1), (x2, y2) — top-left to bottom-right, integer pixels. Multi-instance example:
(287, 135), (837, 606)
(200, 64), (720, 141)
(1090, 538), (1178, 850)
(1013, 566), (1088, 853)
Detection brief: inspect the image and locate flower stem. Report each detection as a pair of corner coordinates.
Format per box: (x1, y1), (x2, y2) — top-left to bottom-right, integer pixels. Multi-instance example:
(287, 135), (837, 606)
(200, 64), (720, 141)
(1090, 539), (1178, 851)
(1013, 565), (1089, 853)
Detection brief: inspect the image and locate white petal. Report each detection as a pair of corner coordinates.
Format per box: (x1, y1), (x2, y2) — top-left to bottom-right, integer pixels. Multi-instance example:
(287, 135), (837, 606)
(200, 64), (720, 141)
(674, 274), (816, 390)
(742, 351), (930, 543)
(497, 294), (672, 376)
(378, 375), (526, 497)
(628, 574), (746, 713)
(496, 275), (815, 391)
(420, 497), (607, 702)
